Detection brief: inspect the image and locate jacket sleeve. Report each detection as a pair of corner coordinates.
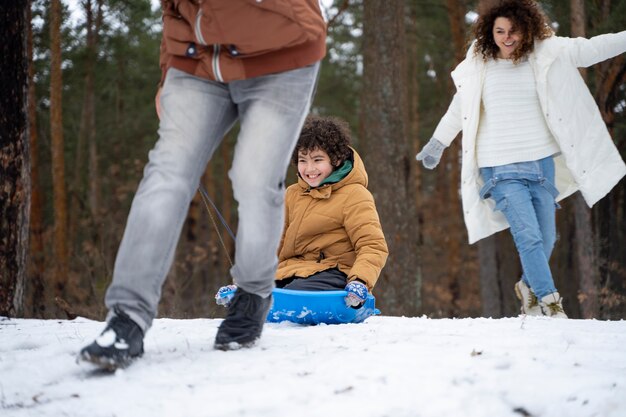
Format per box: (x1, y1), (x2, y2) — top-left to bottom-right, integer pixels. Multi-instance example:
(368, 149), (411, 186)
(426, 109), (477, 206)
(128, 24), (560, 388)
(432, 91), (463, 147)
(560, 31), (626, 68)
(342, 187), (389, 290)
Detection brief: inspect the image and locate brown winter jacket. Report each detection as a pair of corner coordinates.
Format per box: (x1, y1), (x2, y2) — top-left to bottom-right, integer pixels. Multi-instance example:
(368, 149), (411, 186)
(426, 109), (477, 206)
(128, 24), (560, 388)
(276, 148), (388, 290)
(159, 0), (327, 84)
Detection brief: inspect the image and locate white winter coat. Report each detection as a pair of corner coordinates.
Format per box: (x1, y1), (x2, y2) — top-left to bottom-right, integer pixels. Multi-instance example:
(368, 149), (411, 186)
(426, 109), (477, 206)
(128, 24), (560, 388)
(432, 31), (626, 244)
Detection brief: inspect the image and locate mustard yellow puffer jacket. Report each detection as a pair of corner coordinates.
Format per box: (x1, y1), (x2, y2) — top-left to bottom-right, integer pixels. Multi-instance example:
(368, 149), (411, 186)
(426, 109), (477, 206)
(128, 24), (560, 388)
(276, 148), (388, 290)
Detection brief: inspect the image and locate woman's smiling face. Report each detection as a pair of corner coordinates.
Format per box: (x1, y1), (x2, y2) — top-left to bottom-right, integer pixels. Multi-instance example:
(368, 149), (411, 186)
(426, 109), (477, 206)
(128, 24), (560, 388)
(492, 17), (522, 59)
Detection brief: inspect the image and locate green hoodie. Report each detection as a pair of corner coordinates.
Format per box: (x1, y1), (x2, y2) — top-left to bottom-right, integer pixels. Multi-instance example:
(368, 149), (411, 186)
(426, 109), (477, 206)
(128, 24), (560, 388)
(318, 159), (353, 187)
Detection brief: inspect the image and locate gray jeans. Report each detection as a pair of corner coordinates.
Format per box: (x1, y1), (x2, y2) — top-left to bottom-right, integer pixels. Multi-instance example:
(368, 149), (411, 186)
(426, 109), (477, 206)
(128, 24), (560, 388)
(105, 64), (320, 332)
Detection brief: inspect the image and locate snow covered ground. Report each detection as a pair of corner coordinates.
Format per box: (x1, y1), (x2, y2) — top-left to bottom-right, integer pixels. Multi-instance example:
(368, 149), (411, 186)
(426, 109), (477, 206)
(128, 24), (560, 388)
(1, 315), (625, 417)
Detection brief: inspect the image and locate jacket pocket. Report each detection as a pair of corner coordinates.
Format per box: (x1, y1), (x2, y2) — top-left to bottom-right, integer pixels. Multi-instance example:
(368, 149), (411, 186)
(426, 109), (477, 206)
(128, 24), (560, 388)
(162, 5), (205, 59)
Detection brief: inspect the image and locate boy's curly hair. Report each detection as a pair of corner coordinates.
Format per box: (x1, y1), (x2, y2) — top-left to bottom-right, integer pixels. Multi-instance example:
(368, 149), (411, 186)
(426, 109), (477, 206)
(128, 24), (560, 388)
(473, 0), (553, 63)
(292, 115), (352, 167)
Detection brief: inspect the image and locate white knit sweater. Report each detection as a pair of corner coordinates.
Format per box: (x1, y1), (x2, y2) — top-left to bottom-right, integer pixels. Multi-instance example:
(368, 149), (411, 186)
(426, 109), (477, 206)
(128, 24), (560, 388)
(476, 58), (560, 168)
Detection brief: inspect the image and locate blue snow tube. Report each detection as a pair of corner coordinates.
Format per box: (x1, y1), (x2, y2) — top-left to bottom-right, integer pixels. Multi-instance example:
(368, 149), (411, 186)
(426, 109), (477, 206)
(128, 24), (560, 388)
(266, 288), (380, 325)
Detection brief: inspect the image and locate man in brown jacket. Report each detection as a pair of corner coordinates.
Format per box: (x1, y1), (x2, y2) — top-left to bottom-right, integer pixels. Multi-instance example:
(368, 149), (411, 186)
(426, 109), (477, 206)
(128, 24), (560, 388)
(79, 0), (326, 370)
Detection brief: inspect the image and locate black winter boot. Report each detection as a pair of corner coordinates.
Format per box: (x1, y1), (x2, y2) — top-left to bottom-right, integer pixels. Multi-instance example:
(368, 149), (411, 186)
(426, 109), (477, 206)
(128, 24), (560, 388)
(214, 288), (272, 350)
(78, 307), (144, 370)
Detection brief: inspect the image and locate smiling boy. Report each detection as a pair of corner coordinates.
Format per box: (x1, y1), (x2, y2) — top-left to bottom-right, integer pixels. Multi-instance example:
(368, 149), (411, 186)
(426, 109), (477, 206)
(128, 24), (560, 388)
(215, 115), (388, 308)
(275, 115), (388, 307)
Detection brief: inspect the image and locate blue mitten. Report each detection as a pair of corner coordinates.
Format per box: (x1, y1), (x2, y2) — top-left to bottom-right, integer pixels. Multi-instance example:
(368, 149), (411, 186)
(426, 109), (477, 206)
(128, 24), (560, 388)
(345, 280), (368, 308)
(215, 284), (237, 306)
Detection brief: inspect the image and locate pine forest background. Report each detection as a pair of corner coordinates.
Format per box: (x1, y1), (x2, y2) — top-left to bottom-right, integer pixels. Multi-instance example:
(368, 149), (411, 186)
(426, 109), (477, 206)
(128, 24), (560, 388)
(1, 0), (626, 321)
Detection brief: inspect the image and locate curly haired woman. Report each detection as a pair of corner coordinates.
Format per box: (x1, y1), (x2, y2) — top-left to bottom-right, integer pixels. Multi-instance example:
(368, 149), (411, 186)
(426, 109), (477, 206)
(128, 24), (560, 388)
(416, 0), (626, 318)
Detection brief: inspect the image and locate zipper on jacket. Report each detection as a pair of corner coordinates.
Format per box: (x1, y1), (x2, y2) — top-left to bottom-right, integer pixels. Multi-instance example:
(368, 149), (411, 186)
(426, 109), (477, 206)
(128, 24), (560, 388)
(194, 9), (224, 82)
(193, 9), (224, 83)
(194, 9), (207, 45)
(212, 44), (224, 82)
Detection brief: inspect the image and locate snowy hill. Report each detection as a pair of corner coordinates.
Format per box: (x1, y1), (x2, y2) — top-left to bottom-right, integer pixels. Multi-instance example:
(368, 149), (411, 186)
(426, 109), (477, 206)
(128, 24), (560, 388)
(1, 316), (625, 417)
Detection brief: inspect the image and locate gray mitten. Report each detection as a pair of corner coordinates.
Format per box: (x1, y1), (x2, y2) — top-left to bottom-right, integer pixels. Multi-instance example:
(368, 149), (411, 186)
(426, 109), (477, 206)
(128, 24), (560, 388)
(415, 138), (446, 169)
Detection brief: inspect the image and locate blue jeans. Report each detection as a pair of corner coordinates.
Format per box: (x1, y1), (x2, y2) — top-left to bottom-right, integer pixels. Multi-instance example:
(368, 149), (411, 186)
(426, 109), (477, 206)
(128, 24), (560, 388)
(479, 156), (560, 299)
(105, 64), (320, 332)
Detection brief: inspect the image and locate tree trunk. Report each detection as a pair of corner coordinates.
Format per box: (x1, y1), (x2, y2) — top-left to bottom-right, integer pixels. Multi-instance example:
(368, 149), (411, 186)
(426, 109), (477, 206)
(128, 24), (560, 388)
(69, 0), (91, 249)
(87, 0), (103, 223)
(72, 0), (102, 235)
(50, 0), (69, 298)
(442, 0), (467, 316)
(477, 236), (502, 316)
(573, 195), (598, 317)
(447, 0), (467, 64)
(0, 0), (30, 317)
(27, 1), (46, 317)
(361, 0), (420, 315)
(405, 3), (421, 219)
(592, 0), (626, 318)
(569, 0), (598, 318)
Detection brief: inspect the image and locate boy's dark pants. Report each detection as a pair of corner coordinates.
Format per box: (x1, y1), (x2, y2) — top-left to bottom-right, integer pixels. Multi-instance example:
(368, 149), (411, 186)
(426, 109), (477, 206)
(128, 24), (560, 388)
(276, 268), (347, 291)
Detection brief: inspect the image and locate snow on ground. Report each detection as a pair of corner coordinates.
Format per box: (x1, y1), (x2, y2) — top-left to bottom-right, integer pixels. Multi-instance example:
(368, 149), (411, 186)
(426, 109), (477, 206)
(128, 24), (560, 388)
(1, 315), (625, 417)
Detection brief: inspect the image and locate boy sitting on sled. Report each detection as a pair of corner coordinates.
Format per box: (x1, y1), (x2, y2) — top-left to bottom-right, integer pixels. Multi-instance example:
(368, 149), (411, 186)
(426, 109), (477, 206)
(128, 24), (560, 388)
(217, 115), (388, 308)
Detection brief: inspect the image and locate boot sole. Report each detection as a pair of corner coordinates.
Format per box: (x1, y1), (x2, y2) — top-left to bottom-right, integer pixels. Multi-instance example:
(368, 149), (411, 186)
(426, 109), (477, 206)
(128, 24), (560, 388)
(214, 337), (259, 351)
(77, 350), (141, 372)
